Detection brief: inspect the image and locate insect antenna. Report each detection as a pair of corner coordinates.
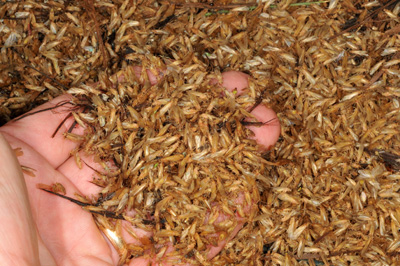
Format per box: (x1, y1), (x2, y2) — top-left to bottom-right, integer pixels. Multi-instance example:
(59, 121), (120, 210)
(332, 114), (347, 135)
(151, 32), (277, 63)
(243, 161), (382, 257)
(15, 101), (73, 121)
(39, 187), (125, 220)
(241, 117), (278, 127)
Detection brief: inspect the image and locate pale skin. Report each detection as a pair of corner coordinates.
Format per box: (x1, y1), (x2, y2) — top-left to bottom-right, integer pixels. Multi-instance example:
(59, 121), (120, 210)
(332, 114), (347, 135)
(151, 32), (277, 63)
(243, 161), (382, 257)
(0, 70), (280, 266)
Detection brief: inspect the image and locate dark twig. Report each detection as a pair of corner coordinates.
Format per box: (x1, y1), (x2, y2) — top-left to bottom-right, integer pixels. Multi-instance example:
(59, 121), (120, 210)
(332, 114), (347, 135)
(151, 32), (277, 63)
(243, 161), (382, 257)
(83, 159), (103, 176)
(241, 117), (278, 127)
(51, 112), (72, 138)
(86, 209), (124, 220)
(40, 188), (125, 220)
(40, 188), (90, 206)
(67, 120), (78, 133)
(15, 101), (73, 121)
(249, 87), (270, 113)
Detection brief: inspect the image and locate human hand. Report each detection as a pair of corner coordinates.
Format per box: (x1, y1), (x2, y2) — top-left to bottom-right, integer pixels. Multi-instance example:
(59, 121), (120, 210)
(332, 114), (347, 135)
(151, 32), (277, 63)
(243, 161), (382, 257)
(0, 70), (280, 265)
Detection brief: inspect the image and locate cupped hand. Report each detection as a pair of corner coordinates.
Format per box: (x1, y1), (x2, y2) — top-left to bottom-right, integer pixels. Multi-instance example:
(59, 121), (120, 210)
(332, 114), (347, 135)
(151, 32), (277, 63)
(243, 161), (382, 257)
(0, 70), (280, 266)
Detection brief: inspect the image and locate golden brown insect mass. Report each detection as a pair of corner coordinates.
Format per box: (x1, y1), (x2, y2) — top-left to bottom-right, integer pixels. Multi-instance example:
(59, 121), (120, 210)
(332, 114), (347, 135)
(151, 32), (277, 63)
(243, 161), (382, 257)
(67, 63), (267, 264)
(2, 0), (400, 265)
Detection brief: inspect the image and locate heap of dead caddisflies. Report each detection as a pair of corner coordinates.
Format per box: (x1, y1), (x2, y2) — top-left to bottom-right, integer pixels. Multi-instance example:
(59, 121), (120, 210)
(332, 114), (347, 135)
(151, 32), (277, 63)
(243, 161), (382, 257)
(42, 66), (279, 265)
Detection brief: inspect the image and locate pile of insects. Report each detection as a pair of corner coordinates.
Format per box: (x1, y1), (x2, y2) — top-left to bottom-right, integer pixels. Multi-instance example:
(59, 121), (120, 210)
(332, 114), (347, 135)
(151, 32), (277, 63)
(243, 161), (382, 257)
(2, 0), (400, 265)
(51, 63), (273, 265)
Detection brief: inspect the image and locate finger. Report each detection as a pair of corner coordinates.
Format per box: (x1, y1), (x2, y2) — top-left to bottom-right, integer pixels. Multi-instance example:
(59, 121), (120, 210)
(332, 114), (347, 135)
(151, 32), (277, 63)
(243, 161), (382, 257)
(56, 152), (107, 196)
(127, 203), (251, 266)
(132, 66), (162, 86)
(205, 192), (252, 260)
(221, 71), (250, 95)
(245, 105), (281, 151)
(128, 192), (254, 265)
(54, 65), (164, 192)
(57, 153), (155, 263)
(128, 244), (179, 266)
(57, 154), (124, 265)
(0, 133), (41, 265)
(37, 234), (57, 266)
(0, 64), (163, 169)
(116, 65), (161, 86)
(0, 94), (84, 168)
(1, 132), (115, 266)
(221, 71), (281, 150)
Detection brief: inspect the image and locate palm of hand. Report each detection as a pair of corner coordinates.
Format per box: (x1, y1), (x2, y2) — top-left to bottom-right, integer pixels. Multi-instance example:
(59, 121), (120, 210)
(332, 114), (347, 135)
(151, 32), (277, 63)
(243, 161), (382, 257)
(1, 96), (119, 265)
(0, 71), (280, 266)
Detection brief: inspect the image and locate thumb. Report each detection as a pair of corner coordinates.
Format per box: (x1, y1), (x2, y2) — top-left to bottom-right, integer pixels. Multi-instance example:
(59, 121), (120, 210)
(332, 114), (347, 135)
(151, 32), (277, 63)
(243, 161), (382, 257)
(0, 133), (40, 265)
